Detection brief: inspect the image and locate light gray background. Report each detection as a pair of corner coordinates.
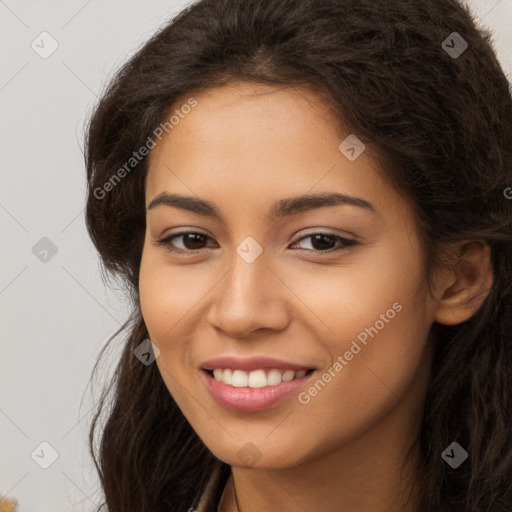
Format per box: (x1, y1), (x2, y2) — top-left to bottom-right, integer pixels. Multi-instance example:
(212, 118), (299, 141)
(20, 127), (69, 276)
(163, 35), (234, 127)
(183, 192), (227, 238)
(1, 1), (511, 510)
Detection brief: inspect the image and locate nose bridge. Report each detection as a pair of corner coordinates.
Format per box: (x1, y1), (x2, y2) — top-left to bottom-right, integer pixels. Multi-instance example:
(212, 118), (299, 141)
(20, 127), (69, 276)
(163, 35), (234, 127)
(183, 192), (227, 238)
(221, 245), (272, 313)
(228, 246), (267, 300)
(208, 243), (289, 337)
(222, 233), (269, 299)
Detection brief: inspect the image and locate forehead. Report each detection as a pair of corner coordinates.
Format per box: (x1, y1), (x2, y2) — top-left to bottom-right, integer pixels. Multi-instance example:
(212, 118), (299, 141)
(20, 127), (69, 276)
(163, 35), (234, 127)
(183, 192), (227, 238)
(145, 82), (403, 223)
(149, 81), (343, 163)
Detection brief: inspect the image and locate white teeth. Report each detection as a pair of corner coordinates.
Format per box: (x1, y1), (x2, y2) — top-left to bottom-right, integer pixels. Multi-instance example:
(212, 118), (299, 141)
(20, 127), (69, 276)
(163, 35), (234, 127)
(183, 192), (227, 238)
(267, 369), (283, 386)
(222, 369), (233, 385)
(248, 369), (267, 388)
(281, 370), (295, 382)
(210, 368), (310, 387)
(231, 370), (248, 387)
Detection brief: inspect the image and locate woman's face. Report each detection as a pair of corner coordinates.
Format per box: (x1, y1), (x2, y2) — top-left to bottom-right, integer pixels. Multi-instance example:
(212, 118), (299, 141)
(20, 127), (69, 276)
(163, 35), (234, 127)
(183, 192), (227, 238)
(139, 82), (439, 468)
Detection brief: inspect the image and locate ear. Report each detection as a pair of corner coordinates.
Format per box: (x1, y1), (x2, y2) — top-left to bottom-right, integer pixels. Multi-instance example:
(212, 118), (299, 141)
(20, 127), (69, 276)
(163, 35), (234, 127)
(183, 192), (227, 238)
(432, 240), (493, 326)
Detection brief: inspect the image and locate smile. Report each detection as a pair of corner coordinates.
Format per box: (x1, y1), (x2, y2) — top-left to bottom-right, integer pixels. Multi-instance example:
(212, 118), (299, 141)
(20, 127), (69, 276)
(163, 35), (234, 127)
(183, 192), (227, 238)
(200, 356), (317, 411)
(209, 368), (313, 388)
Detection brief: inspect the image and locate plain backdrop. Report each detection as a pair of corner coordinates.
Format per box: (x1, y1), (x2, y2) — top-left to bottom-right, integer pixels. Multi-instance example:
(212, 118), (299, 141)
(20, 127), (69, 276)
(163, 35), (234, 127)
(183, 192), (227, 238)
(1, 1), (511, 510)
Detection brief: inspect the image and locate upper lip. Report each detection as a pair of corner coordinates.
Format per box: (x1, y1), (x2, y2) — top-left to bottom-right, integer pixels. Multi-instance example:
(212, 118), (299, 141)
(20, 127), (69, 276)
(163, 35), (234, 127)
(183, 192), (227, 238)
(200, 356), (315, 372)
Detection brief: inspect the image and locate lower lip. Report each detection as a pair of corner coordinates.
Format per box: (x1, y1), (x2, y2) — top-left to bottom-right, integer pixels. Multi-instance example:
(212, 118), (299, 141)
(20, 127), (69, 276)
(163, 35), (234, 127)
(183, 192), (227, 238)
(200, 369), (315, 412)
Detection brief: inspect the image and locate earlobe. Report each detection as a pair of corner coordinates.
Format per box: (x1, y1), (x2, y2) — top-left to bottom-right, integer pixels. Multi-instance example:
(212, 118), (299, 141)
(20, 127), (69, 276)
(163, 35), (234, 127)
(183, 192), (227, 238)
(433, 240), (493, 326)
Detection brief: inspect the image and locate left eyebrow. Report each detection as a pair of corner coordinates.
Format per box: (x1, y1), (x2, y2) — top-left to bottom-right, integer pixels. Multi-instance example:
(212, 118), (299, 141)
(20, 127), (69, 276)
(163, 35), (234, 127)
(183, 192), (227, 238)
(270, 192), (379, 218)
(147, 191), (379, 220)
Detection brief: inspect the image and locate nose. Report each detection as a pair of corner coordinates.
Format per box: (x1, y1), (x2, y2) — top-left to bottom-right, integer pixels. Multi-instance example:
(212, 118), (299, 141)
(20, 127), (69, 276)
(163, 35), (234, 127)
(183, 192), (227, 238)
(206, 250), (290, 339)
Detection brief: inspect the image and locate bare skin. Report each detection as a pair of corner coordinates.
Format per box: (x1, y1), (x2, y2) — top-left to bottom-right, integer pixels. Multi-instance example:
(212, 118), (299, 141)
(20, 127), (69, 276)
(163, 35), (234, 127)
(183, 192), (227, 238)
(139, 81), (493, 511)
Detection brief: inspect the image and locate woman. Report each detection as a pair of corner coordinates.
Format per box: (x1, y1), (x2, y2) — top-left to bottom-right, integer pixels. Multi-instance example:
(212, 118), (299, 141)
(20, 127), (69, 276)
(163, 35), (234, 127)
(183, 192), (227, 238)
(84, 0), (512, 510)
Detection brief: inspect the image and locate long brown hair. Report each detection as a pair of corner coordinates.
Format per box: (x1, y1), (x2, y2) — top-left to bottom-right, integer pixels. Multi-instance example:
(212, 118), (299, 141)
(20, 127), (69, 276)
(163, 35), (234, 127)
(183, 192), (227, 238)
(84, 0), (512, 510)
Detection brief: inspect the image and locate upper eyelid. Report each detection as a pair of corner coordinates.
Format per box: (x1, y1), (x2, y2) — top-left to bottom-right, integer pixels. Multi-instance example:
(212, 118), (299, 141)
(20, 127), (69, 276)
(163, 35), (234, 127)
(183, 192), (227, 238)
(157, 229), (353, 241)
(157, 230), (356, 250)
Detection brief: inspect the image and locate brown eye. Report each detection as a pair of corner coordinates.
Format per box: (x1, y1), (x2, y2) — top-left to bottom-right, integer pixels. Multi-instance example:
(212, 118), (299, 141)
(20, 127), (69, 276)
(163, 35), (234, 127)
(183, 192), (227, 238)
(157, 232), (217, 252)
(291, 233), (357, 253)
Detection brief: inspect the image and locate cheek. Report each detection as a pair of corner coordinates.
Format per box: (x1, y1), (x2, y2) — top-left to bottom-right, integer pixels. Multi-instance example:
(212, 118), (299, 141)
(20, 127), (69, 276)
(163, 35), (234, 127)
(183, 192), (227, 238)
(273, 240), (425, 337)
(276, 245), (431, 415)
(138, 250), (197, 407)
(288, 307), (432, 465)
(138, 245), (223, 398)
(138, 247), (210, 341)
(138, 250), (168, 339)
(138, 250), (192, 389)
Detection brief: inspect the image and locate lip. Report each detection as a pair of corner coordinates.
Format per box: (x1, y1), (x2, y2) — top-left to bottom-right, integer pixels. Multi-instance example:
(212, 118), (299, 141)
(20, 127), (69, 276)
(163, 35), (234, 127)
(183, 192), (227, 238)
(200, 367), (316, 412)
(200, 356), (315, 372)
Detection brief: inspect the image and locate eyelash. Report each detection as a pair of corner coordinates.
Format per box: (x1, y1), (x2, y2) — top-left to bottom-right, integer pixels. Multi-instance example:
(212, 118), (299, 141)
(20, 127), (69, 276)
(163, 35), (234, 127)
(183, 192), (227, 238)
(155, 231), (358, 255)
